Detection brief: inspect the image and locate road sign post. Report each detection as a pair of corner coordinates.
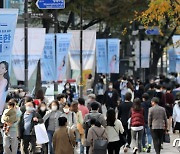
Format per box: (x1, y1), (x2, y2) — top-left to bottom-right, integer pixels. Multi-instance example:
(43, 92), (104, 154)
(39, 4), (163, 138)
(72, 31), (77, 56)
(145, 28), (160, 35)
(36, 0), (65, 9)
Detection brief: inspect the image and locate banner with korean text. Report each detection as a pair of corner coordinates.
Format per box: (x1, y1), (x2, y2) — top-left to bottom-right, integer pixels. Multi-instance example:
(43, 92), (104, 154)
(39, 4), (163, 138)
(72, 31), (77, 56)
(96, 39), (108, 73)
(12, 28), (46, 81)
(41, 34), (55, 82)
(0, 9), (18, 115)
(56, 33), (72, 81)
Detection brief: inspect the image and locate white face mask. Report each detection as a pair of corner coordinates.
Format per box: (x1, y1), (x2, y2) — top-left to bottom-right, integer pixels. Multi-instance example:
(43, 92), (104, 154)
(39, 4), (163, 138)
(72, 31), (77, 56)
(51, 106), (57, 111)
(63, 98), (67, 103)
(109, 85), (113, 89)
(26, 106), (34, 112)
(66, 85), (70, 89)
(63, 108), (69, 113)
(40, 106), (46, 112)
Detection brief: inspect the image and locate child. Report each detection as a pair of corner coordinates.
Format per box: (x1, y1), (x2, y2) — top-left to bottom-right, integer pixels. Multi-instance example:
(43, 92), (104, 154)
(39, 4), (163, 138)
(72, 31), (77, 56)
(2, 101), (17, 135)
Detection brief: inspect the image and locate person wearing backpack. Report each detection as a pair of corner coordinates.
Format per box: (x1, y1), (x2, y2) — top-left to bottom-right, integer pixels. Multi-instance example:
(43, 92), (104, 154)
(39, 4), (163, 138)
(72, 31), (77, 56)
(87, 118), (108, 154)
(105, 109), (124, 154)
(83, 102), (107, 154)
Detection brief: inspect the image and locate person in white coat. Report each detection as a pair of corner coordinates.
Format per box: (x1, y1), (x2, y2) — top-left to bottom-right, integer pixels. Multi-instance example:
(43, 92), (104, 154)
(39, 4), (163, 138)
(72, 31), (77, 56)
(173, 93), (180, 132)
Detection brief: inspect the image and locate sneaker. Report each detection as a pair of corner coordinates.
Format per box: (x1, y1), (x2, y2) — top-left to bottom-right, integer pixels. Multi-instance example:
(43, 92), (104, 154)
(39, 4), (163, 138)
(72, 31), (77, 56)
(123, 147), (128, 153)
(133, 147), (138, 154)
(147, 144), (151, 153)
(142, 148), (147, 152)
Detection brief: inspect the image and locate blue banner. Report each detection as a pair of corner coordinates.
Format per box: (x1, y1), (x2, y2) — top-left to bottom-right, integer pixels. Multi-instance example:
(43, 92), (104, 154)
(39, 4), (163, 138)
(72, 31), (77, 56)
(56, 33), (72, 81)
(96, 39), (108, 73)
(0, 9), (18, 115)
(108, 39), (120, 74)
(168, 48), (176, 73)
(41, 34), (55, 81)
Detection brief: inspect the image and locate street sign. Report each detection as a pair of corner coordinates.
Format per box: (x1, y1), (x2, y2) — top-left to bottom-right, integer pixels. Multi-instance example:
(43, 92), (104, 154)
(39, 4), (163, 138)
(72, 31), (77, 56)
(145, 28), (160, 35)
(36, 0), (65, 9)
(30, 13), (53, 19)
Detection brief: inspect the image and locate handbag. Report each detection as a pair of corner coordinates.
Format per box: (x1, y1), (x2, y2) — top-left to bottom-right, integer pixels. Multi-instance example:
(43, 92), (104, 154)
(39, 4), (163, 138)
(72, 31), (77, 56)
(163, 132), (170, 143)
(113, 127), (126, 146)
(67, 128), (78, 154)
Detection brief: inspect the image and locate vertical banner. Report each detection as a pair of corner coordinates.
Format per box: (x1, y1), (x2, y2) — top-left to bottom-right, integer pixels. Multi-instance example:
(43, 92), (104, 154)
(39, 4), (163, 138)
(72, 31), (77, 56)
(12, 28), (46, 81)
(56, 33), (72, 81)
(108, 39), (120, 73)
(168, 48), (176, 73)
(172, 35), (180, 73)
(0, 9), (18, 115)
(41, 34), (55, 82)
(96, 39), (108, 73)
(135, 40), (151, 68)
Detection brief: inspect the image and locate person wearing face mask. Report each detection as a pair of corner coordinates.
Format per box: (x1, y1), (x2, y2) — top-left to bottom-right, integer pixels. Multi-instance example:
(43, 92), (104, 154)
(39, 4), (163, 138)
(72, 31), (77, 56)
(43, 100), (62, 154)
(60, 103), (77, 131)
(104, 82), (119, 110)
(37, 102), (48, 118)
(62, 82), (74, 103)
(57, 94), (67, 112)
(18, 97), (43, 154)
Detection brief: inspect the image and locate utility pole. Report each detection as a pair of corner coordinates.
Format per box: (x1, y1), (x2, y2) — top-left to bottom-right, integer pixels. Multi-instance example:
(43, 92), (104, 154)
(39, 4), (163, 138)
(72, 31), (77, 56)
(24, 0), (28, 91)
(54, 10), (58, 99)
(79, 4), (83, 98)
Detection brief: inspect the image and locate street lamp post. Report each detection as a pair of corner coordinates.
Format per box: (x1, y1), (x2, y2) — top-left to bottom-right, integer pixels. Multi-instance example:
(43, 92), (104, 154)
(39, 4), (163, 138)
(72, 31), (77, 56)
(24, 0), (28, 91)
(79, 4), (83, 98)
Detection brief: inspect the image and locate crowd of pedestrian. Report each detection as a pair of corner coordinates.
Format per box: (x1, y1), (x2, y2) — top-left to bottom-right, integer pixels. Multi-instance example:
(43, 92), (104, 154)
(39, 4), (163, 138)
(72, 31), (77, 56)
(0, 74), (180, 154)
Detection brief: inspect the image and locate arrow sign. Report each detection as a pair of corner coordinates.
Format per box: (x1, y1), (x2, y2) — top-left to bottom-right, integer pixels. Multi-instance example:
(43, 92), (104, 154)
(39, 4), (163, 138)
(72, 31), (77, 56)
(36, 0), (65, 9)
(145, 28), (160, 35)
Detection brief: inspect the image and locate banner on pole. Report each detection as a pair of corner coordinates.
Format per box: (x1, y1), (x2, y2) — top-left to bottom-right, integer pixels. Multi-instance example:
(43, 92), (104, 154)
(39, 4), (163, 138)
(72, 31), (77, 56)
(41, 34), (55, 82)
(68, 30), (96, 71)
(108, 39), (120, 74)
(56, 33), (72, 81)
(12, 28), (46, 81)
(0, 9), (18, 115)
(135, 40), (151, 68)
(96, 39), (108, 74)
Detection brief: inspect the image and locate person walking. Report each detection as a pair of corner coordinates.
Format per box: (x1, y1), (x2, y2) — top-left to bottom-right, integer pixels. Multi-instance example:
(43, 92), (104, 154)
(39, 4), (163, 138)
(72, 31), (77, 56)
(95, 78), (106, 104)
(78, 98), (89, 119)
(173, 93), (180, 133)
(141, 93), (152, 153)
(148, 97), (168, 154)
(87, 119), (108, 154)
(118, 92), (133, 148)
(130, 98), (145, 154)
(104, 82), (119, 110)
(43, 100), (62, 154)
(53, 117), (76, 154)
(1, 99), (22, 154)
(106, 109), (124, 154)
(18, 97), (43, 154)
(120, 76), (128, 102)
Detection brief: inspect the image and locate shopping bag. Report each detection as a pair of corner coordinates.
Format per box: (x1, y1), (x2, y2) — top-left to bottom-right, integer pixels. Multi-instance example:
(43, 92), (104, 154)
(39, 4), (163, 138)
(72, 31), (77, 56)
(163, 133), (170, 143)
(34, 123), (49, 144)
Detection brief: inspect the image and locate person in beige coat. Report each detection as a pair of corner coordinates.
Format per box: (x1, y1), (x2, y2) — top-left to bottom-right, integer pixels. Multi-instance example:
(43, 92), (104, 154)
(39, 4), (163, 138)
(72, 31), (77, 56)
(53, 117), (76, 154)
(87, 118), (108, 154)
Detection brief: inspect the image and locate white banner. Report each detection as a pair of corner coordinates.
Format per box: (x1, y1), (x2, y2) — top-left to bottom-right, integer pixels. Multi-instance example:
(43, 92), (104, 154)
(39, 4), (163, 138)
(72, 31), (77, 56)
(172, 35), (180, 72)
(12, 28), (46, 81)
(135, 40), (151, 68)
(68, 30), (96, 70)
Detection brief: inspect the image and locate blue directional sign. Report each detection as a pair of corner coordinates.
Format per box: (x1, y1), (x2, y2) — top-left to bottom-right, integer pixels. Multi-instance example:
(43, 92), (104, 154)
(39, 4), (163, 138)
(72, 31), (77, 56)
(145, 28), (160, 35)
(36, 0), (65, 9)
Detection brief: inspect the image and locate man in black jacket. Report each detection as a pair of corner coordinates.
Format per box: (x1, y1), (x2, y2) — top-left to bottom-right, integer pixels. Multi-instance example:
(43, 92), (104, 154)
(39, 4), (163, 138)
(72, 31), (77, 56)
(18, 97), (43, 154)
(118, 92), (133, 147)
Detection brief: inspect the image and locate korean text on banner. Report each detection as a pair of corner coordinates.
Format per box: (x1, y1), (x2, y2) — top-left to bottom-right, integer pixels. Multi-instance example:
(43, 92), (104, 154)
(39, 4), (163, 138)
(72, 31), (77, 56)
(108, 39), (120, 74)
(172, 35), (180, 73)
(41, 34), (55, 82)
(0, 9), (18, 115)
(135, 41), (151, 68)
(12, 28), (46, 81)
(56, 33), (72, 81)
(96, 39), (108, 74)
(68, 30), (96, 71)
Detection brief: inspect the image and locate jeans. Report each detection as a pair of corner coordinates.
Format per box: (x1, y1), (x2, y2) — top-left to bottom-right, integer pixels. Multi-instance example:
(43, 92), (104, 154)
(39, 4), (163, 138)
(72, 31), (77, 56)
(47, 130), (54, 154)
(131, 129), (143, 152)
(22, 135), (36, 154)
(151, 129), (164, 154)
(142, 124), (152, 148)
(121, 94), (125, 103)
(3, 131), (18, 154)
(123, 125), (131, 146)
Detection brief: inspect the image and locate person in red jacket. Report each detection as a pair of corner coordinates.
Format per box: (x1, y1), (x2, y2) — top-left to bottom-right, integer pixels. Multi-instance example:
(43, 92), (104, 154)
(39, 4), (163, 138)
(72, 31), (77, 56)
(130, 98), (145, 154)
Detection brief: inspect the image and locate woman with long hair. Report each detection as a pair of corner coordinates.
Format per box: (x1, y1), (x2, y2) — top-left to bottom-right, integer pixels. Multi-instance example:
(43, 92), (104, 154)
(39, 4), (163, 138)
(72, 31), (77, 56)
(0, 61), (9, 115)
(106, 109), (124, 154)
(130, 98), (145, 154)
